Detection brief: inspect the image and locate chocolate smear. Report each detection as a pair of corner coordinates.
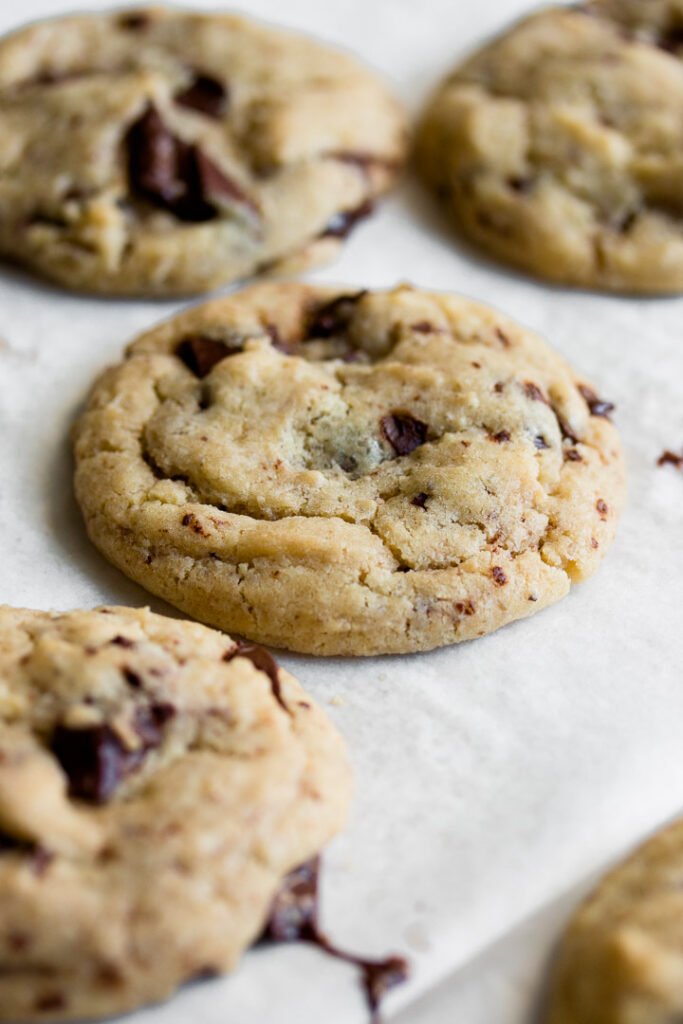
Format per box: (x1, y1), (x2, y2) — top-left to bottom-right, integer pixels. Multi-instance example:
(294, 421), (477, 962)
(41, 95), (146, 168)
(126, 105), (258, 223)
(224, 642), (289, 713)
(321, 199), (374, 239)
(263, 858), (409, 1023)
(578, 384), (614, 418)
(657, 449), (683, 470)
(381, 413), (428, 456)
(175, 74), (228, 119)
(177, 334), (240, 377)
(306, 291), (367, 339)
(52, 704), (172, 803)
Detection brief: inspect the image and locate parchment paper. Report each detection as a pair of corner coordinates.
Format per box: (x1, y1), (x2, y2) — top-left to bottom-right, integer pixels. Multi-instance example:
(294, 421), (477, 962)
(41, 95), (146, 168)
(1, 1), (683, 1021)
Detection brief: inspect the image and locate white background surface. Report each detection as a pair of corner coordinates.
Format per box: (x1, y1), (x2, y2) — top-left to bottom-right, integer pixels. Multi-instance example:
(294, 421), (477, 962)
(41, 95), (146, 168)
(1, 1), (683, 1022)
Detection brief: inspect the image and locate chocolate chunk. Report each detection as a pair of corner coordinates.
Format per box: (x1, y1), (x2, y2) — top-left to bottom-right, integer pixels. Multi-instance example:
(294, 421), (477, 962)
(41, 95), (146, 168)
(306, 291), (367, 339)
(337, 454), (358, 474)
(523, 381), (548, 403)
(491, 566), (507, 586)
(553, 405), (580, 444)
(658, 24), (683, 52)
(362, 958), (410, 1017)
(411, 492), (429, 508)
(264, 858), (319, 942)
(565, 449), (583, 462)
(224, 642), (288, 713)
(321, 199), (374, 239)
(177, 335), (239, 377)
(596, 499), (608, 519)
(52, 706), (171, 803)
(410, 321), (437, 333)
(118, 11), (151, 30)
(578, 385), (614, 418)
(381, 413), (428, 456)
(494, 327), (511, 347)
(175, 74), (228, 118)
(266, 323), (296, 355)
(123, 668), (142, 688)
(455, 600), (476, 616)
(34, 994), (66, 1012)
(490, 429), (511, 443)
(657, 449), (683, 469)
(534, 435), (550, 449)
(181, 512), (208, 535)
(126, 105), (257, 223)
(507, 176), (532, 193)
(110, 635), (134, 648)
(263, 857), (409, 1022)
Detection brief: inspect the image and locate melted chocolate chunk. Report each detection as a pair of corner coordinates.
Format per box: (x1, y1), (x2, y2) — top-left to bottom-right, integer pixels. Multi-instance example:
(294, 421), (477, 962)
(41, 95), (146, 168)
(490, 429), (511, 443)
(51, 705), (172, 803)
(264, 858), (318, 942)
(110, 635), (134, 648)
(658, 24), (683, 52)
(264, 858), (409, 1023)
(534, 435), (550, 449)
(523, 381), (548, 403)
(411, 492), (429, 508)
(126, 105), (257, 223)
(224, 642), (289, 713)
(175, 74), (228, 118)
(321, 200), (374, 239)
(657, 449), (683, 469)
(565, 449), (583, 462)
(578, 385), (614, 418)
(381, 413), (428, 456)
(491, 566), (507, 586)
(507, 176), (532, 193)
(177, 335), (240, 377)
(553, 406), (580, 444)
(306, 291), (367, 339)
(118, 11), (151, 30)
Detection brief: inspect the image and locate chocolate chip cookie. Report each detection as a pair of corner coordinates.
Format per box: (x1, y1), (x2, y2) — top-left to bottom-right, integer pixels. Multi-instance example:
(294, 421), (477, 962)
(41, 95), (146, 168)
(73, 282), (625, 656)
(0, 8), (405, 295)
(0, 604), (351, 1020)
(416, 1), (683, 293)
(547, 817), (683, 1024)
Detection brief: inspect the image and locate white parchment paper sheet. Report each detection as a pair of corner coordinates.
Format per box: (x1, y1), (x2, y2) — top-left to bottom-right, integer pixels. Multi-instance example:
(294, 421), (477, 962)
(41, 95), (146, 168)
(1, 1), (683, 1021)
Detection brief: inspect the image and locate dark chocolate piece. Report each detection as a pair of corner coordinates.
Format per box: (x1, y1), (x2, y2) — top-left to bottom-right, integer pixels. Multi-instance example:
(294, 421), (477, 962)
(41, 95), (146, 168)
(523, 381), (548, 403)
(534, 435), (550, 449)
(657, 449), (683, 469)
(110, 635), (134, 648)
(224, 642), (289, 713)
(175, 74), (228, 118)
(596, 499), (608, 519)
(126, 105), (257, 223)
(306, 291), (367, 339)
(490, 429), (511, 443)
(411, 492), (429, 508)
(491, 566), (507, 586)
(177, 334), (240, 377)
(263, 858), (409, 1023)
(51, 704), (171, 803)
(380, 413), (428, 456)
(578, 384), (614, 418)
(118, 11), (151, 30)
(321, 200), (374, 239)
(657, 24), (683, 52)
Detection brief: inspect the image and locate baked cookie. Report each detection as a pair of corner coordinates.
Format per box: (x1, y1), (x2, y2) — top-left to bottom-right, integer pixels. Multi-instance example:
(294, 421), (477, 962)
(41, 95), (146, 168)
(0, 604), (351, 1020)
(416, 1), (683, 293)
(547, 818), (683, 1024)
(0, 8), (405, 296)
(73, 282), (625, 656)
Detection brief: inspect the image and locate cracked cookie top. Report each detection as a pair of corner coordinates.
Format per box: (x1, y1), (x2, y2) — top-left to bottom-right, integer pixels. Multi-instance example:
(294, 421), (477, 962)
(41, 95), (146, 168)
(0, 8), (405, 295)
(73, 282), (625, 656)
(416, 0), (683, 293)
(0, 604), (350, 1020)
